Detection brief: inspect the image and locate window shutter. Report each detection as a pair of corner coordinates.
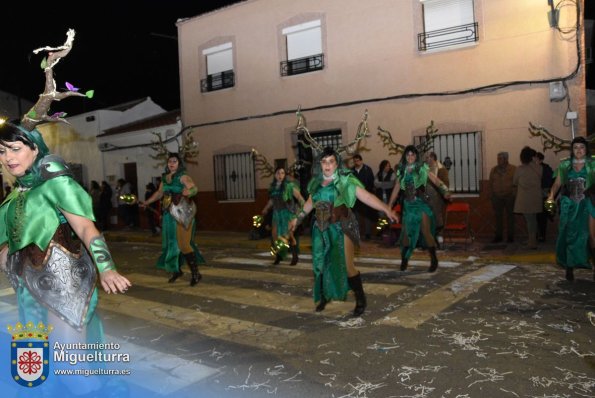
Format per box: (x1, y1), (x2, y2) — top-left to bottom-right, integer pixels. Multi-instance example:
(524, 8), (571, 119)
(424, 0), (474, 32)
(203, 43), (233, 75)
(283, 20), (322, 61)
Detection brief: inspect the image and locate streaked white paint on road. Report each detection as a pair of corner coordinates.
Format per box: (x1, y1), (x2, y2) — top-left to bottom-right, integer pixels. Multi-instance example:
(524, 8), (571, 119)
(378, 264), (516, 329)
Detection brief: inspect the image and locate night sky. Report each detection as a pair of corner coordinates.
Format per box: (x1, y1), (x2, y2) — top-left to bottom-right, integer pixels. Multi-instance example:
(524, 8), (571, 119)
(0, 1), (592, 117)
(0, 1), (243, 116)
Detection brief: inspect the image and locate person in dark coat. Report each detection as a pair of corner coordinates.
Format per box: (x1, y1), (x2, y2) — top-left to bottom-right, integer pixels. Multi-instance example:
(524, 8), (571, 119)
(98, 181), (113, 231)
(144, 182), (161, 236)
(536, 152), (554, 242)
(351, 153), (376, 240)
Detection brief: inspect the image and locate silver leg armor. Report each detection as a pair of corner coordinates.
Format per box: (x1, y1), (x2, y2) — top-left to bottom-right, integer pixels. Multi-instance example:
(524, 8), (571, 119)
(169, 197), (197, 229)
(5, 242), (97, 331)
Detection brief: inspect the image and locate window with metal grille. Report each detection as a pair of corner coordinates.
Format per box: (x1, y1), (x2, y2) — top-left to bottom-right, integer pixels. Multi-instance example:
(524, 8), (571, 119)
(414, 131), (482, 194)
(281, 20), (324, 76)
(201, 43), (235, 92)
(213, 151), (255, 201)
(418, 0), (478, 52)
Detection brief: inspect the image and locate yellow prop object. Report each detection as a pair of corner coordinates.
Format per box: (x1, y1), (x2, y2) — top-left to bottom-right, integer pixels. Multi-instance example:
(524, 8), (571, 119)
(119, 194), (138, 204)
(376, 217), (389, 232)
(252, 214), (263, 228)
(270, 236), (290, 260)
(544, 199), (556, 215)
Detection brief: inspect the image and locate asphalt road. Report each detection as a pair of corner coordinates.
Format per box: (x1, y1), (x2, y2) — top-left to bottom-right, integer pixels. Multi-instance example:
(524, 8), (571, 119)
(1, 240), (594, 398)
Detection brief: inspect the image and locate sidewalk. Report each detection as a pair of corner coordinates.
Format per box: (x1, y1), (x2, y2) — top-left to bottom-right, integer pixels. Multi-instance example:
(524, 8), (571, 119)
(103, 228), (558, 265)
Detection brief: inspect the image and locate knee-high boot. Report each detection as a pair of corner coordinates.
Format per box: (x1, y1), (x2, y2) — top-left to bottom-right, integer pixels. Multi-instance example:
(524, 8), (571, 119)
(290, 245), (299, 266)
(315, 277), (327, 312)
(347, 272), (367, 317)
(428, 246), (438, 273)
(591, 247), (595, 281)
(168, 264), (184, 283)
(400, 247), (409, 271)
(185, 253), (202, 286)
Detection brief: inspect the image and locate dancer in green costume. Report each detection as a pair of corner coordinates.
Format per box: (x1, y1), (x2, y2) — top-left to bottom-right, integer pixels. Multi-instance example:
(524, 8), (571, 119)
(388, 145), (451, 273)
(290, 147), (398, 316)
(142, 153), (205, 285)
(261, 166), (305, 265)
(546, 136), (595, 282)
(0, 121), (132, 394)
(0, 30), (131, 396)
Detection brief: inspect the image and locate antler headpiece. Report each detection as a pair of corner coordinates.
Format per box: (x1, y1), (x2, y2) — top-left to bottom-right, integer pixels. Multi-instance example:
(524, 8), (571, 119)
(149, 127), (200, 166)
(295, 106), (369, 156)
(528, 122), (595, 154)
(377, 120), (438, 156)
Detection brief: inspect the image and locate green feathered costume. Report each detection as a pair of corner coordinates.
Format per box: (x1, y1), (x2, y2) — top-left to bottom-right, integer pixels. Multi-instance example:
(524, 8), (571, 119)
(307, 170), (362, 303)
(553, 157), (595, 270)
(0, 129), (104, 341)
(269, 179), (300, 238)
(396, 163), (436, 260)
(156, 172), (205, 272)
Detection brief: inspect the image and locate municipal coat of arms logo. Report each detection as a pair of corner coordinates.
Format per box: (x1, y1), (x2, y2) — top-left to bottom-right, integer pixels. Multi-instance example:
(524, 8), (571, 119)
(8, 321), (53, 387)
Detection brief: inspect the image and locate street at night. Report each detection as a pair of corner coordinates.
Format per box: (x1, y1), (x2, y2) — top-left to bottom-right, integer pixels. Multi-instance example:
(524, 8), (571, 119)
(3, 234), (591, 398)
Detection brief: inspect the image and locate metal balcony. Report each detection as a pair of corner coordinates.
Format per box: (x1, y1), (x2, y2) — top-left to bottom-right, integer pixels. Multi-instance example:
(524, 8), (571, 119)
(418, 22), (479, 52)
(280, 54), (324, 76)
(201, 70), (235, 92)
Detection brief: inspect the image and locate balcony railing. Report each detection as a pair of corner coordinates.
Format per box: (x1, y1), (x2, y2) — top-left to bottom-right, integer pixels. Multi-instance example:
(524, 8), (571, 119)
(280, 54), (324, 76)
(201, 70), (235, 92)
(418, 22), (479, 52)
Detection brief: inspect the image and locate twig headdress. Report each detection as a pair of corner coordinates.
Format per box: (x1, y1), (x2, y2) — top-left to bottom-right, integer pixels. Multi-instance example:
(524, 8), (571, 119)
(251, 148), (307, 179)
(149, 127), (200, 166)
(528, 122), (595, 154)
(296, 107), (370, 156)
(377, 120), (438, 157)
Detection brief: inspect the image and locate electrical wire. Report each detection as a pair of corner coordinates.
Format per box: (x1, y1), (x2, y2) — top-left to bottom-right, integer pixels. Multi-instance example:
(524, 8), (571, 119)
(101, 0), (582, 152)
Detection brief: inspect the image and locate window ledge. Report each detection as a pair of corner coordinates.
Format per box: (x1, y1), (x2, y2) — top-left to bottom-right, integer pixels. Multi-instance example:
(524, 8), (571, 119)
(419, 41), (477, 55)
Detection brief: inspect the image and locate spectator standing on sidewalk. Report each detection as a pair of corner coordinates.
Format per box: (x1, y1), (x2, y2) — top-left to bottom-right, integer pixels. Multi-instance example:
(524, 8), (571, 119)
(374, 159), (396, 205)
(536, 152), (554, 242)
(513, 147), (542, 249)
(351, 153), (376, 240)
(489, 152), (516, 243)
(98, 181), (113, 231)
(144, 182), (160, 236)
(424, 152), (450, 244)
(116, 178), (133, 228)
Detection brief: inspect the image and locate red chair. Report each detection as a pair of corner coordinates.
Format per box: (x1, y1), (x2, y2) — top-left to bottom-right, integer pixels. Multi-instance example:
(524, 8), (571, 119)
(442, 201), (474, 250)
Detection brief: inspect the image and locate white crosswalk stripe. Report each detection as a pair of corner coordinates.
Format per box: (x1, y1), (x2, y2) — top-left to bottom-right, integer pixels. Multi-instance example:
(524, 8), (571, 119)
(0, 258), (515, 395)
(378, 264), (516, 328)
(254, 252), (462, 268)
